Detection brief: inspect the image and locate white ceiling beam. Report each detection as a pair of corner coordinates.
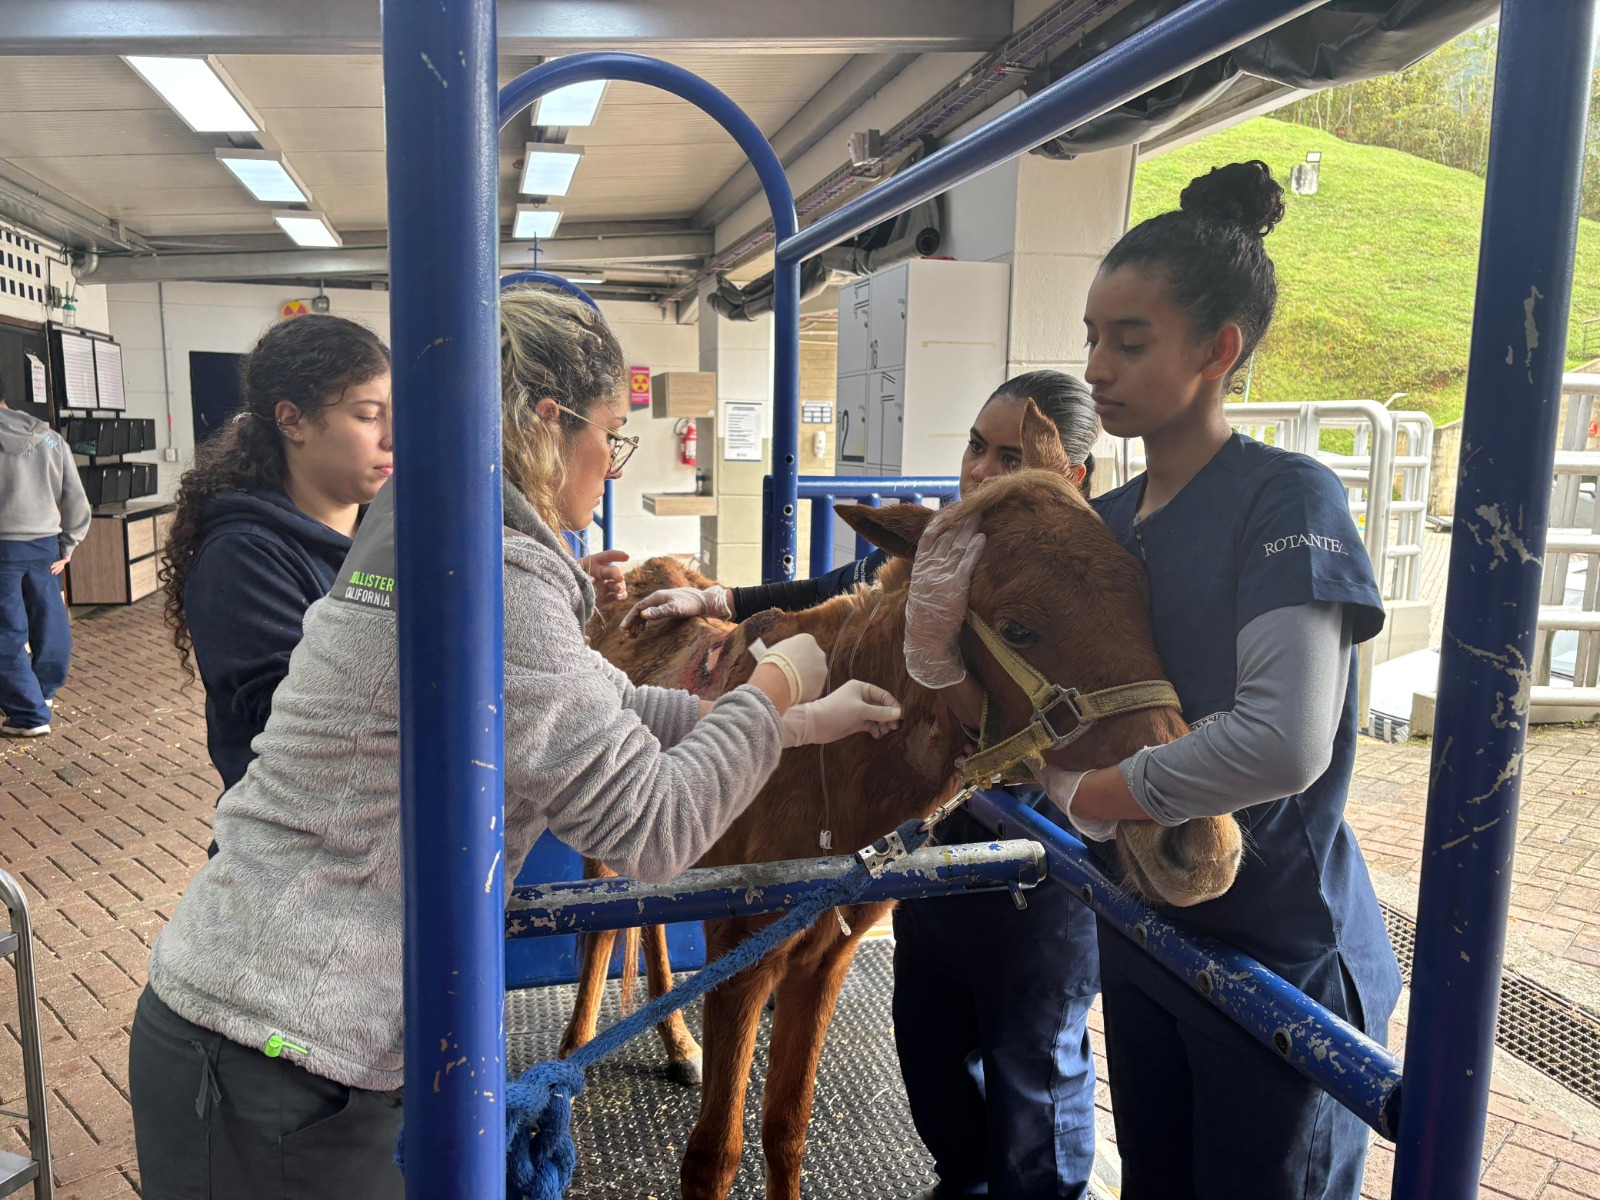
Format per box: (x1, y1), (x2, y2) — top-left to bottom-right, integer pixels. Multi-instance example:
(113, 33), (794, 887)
(74, 231), (714, 284)
(0, 0), (1012, 55)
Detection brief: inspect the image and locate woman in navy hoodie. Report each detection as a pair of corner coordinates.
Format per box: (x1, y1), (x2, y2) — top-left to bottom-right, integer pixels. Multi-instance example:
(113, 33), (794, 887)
(160, 316), (393, 830)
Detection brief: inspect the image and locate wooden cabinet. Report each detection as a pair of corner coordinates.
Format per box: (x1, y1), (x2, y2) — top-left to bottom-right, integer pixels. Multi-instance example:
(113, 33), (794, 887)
(65, 502), (174, 606)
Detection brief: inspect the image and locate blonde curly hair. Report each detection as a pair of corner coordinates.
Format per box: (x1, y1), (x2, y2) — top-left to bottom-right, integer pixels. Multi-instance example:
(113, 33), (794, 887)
(499, 286), (627, 537)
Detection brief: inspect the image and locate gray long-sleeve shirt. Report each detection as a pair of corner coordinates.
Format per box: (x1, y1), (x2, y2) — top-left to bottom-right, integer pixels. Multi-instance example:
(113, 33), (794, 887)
(0, 407), (92, 555)
(147, 482), (784, 1091)
(1123, 601), (1351, 823)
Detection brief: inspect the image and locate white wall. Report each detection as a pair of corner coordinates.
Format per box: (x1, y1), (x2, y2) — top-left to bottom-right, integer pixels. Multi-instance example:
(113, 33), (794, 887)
(597, 299), (702, 560)
(104, 282), (701, 560)
(105, 281), (392, 498)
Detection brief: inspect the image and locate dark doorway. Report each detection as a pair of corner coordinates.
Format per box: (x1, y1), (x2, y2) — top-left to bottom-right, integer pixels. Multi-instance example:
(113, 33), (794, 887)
(189, 351), (246, 445)
(0, 318), (50, 425)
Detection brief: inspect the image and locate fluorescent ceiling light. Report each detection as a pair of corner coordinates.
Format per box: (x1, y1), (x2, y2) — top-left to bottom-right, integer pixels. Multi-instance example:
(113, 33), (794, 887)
(216, 150), (308, 203)
(520, 144), (583, 196)
(274, 211), (341, 248)
(562, 277), (603, 285)
(513, 207), (562, 239)
(125, 56), (257, 133)
(534, 80), (607, 128)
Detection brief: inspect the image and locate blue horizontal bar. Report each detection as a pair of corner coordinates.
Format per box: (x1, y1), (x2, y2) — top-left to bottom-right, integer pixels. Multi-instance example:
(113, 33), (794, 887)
(794, 474), (959, 499)
(777, 0), (1324, 265)
(505, 840), (1045, 938)
(965, 791), (1404, 1139)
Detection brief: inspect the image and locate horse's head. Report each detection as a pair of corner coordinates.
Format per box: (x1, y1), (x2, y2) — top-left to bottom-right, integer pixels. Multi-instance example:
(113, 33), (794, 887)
(838, 402), (1241, 908)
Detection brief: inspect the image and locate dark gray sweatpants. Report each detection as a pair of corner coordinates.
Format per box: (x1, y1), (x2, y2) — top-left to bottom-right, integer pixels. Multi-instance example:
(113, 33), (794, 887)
(128, 985), (404, 1200)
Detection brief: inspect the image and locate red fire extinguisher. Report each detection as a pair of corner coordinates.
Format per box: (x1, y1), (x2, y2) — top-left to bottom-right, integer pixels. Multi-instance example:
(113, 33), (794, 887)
(676, 418), (697, 466)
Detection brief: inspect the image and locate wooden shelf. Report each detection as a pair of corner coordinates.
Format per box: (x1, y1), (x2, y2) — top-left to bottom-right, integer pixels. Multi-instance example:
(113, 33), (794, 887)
(643, 492), (716, 517)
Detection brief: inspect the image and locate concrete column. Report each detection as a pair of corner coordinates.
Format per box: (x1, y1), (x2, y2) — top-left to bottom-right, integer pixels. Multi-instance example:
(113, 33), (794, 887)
(941, 140), (1136, 490)
(697, 294), (773, 585)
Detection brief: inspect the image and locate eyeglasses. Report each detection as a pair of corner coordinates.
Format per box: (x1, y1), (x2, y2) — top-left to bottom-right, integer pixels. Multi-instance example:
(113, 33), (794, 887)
(553, 402), (640, 474)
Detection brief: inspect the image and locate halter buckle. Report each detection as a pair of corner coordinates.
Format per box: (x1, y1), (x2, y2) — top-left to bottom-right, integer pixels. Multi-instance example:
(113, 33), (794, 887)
(1034, 686), (1094, 749)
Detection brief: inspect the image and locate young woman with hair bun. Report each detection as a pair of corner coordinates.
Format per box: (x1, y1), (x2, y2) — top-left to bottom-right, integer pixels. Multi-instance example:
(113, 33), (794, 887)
(905, 161), (1400, 1198)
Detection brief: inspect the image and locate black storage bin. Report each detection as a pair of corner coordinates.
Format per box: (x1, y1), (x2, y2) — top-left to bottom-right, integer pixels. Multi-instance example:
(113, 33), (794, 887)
(111, 420), (132, 455)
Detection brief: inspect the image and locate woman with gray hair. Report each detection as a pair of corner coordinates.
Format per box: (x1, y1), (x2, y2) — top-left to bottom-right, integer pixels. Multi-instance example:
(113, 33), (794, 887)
(125, 286), (900, 1200)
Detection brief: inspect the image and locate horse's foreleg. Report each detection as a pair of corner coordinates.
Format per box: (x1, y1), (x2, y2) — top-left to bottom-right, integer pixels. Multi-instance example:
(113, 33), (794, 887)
(759, 924), (865, 1200)
(680, 926), (785, 1200)
(558, 927), (617, 1058)
(643, 923), (703, 1085)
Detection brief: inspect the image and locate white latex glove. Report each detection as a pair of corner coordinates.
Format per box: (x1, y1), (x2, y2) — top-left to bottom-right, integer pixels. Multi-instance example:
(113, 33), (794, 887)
(904, 512), (986, 690)
(578, 550), (630, 604)
(621, 584), (733, 631)
(753, 633), (829, 706)
(1039, 763), (1118, 843)
(782, 680), (902, 748)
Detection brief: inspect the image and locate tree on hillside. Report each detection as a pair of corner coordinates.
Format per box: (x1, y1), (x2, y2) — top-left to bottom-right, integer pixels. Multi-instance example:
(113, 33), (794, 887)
(1271, 26), (1600, 222)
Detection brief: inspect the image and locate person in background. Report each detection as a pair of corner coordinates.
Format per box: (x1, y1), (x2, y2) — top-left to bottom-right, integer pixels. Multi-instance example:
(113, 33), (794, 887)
(626, 371), (1106, 1199)
(159, 315), (392, 830)
(0, 387), (91, 737)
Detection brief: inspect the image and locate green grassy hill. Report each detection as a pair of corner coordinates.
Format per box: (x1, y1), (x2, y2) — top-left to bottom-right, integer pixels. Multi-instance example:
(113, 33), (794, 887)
(1131, 117), (1600, 427)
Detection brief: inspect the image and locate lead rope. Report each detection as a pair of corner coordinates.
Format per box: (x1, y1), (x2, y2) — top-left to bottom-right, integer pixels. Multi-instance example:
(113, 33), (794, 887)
(816, 591), (883, 937)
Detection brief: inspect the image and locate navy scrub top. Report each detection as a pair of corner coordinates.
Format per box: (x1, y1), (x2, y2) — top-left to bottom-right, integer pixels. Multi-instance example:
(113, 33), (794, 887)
(1090, 433), (1402, 1028)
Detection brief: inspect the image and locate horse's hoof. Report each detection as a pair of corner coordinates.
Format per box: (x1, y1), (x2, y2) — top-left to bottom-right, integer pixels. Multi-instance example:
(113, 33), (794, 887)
(667, 1053), (703, 1087)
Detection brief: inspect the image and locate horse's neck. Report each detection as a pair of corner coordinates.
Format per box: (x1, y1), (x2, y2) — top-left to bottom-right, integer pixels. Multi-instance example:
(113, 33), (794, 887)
(773, 584), (965, 850)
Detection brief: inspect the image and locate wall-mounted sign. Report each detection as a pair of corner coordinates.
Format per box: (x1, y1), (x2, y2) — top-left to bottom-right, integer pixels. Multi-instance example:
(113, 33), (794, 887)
(724, 402), (761, 461)
(280, 299), (312, 320)
(801, 403), (834, 425)
(629, 366), (652, 409)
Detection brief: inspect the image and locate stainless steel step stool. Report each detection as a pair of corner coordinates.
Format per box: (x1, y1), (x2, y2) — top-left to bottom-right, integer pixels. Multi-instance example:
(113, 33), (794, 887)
(0, 870), (51, 1199)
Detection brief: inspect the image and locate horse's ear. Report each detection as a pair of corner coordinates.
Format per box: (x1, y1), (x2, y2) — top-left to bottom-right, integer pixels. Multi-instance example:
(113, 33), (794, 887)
(1021, 399), (1072, 476)
(835, 501), (936, 559)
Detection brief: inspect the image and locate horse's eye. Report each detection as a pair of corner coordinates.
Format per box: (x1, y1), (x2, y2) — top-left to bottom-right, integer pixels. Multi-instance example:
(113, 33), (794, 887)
(998, 619), (1039, 647)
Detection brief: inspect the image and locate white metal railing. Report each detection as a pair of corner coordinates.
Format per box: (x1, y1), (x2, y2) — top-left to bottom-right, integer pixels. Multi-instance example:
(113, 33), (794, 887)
(1108, 400), (1411, 600)
(1532, 373), (1600, 697)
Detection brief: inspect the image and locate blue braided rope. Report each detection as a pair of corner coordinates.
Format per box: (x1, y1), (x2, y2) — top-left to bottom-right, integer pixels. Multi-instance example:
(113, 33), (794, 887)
(397, 816), (935, 1200)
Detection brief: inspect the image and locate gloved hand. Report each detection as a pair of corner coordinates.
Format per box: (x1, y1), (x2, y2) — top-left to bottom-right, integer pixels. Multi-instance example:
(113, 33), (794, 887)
(621, 584), (733, 631)
(753, 633), (829, 706)
(782, 680), (902, 748)
(578, 550), (630, 604)
(1039, 763), (1118, 843)
(904, 512), (986, 690)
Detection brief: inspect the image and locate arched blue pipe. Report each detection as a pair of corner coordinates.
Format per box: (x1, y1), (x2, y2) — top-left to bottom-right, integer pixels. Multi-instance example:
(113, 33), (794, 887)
(500, 55), (802, 580)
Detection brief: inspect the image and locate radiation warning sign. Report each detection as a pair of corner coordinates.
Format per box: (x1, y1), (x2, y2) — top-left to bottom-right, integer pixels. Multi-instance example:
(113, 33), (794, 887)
(629, 366), (652, 410)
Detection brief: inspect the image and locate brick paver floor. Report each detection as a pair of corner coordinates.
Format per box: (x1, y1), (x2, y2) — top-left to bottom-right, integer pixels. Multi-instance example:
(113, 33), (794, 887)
(2, 594), (1599, 1198)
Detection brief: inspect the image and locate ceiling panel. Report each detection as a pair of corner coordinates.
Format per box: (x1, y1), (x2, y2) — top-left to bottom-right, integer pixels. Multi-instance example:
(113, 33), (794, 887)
(215, 55), (386, 109)
(0, 49), (868, 262)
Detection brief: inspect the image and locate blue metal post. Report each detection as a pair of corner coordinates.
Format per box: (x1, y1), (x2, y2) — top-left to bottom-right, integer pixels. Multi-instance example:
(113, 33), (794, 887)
(775, 0), (1324, 266)
(497, 54), (800, 582)
(382, 0), (504, 1196)
(601, 477), (616, 552)
(1395, 2), (1597, 1196)
(809, 494), (836, 578)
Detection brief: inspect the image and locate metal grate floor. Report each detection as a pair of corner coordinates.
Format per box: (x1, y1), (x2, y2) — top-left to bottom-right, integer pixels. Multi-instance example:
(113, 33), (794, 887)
(506, 938), (938, 1198)
(1380, 901), (1600, 1109)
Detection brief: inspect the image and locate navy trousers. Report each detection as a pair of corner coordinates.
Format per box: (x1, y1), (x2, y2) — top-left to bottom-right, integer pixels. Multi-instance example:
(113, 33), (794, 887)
(892, 810), (1101, 1199)
(1098, 924), (1379, 1200)
(0, 537), (69, 729)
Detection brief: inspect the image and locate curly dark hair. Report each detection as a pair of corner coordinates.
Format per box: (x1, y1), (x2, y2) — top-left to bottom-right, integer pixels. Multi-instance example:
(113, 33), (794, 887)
(1101, 159), (1286, 383)
(160, 315), (390, 678)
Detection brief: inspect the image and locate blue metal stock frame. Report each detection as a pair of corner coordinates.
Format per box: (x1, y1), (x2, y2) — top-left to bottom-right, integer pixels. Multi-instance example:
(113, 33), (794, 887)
(965, 792), (1405, 1138)
(1395, 2), (1599, 1196)
(378, 0), (1597, 1190)
(506, 841), (1045, 938)
(382, 1), (506, 1194)
(773, 475), (959, 574)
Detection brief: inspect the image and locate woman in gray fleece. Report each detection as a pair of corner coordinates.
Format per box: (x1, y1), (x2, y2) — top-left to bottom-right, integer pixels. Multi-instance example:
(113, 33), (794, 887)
(126, 287), (901, 1199)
